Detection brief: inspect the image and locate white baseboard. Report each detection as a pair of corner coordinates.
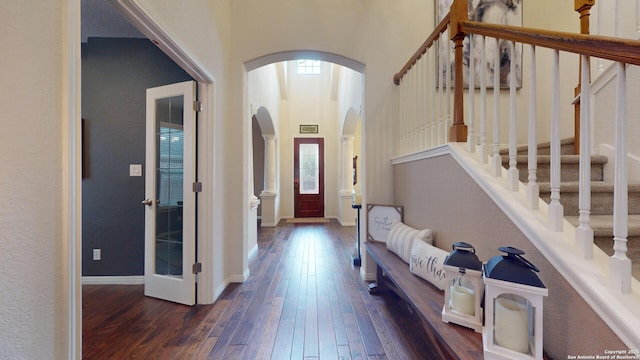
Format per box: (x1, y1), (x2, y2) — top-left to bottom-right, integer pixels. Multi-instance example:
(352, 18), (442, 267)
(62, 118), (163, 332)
(229, 268), (250, 283)
(361, 269), (376, 282)
(248, 244), (259, 262)
(82, 276), (144, 285)
(214, 279), (229, 300)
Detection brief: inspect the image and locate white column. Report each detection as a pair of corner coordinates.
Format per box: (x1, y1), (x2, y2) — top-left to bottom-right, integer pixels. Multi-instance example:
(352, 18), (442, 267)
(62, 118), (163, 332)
(341, 136), (355, 193)
(262, 134), (277, 194)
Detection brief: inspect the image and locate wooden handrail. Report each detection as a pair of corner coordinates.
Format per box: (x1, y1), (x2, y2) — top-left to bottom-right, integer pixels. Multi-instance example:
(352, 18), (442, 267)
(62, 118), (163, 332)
(393, 13), (450, 85)
(459, 21), (640, 66)
(394, 0), (640, 145)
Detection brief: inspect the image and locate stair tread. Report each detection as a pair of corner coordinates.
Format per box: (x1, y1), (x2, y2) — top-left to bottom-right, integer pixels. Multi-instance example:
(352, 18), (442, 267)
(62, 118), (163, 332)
(499, 137), (576, 155)
(565, 215), (640, 235)
(501, 154), (608, 164)
(538, 181), (640, 192)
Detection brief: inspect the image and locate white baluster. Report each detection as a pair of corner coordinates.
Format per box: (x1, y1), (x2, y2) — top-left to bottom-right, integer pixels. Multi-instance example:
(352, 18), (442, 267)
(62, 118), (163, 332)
(527, 45), (539, 209)
(431, 46), (437, 147)
(576, 54), (594, 259)
(409, 65), (415, 153)
(412, 60), (422, 152)
(597, 2), (605, 71)
(507, 41), (519, 191)
(425, 49), (431, 149)
(446, 31), (452, 140)
(439, 36), (445, 145)
(611, 62), (632, 293)
(490, 37), (502, 176)
(399, 77), (405, 156)
(417, 57), (422, 151)
(548, 50), (564, 231)
(416, 57), (424, 151)
(479, 35), (488, 163)
(637, 0), (640, 38)
(468, 34), (476, 152)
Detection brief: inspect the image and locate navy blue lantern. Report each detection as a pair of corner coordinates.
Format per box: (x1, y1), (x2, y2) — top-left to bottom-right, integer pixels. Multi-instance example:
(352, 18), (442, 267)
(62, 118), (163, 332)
(482, 247), (548, 360)
(442, 242), (484, 332)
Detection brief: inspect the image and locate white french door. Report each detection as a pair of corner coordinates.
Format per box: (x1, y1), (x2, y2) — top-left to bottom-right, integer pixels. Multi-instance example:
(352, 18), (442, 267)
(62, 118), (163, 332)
(143, 81), (196, 305)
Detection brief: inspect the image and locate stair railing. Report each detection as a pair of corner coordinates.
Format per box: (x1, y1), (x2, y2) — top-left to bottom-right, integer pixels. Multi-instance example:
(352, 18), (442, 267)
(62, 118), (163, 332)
(393, 0), (640, 296)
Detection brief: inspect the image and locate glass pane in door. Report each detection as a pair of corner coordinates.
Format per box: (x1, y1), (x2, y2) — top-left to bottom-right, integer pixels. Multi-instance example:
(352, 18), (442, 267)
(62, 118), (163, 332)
(299, 143), (319, 194)
(155, 96), (184, 277)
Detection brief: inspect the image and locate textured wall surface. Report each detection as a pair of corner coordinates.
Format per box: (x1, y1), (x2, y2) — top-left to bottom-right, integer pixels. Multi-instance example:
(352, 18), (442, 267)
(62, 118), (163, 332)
(0, 1), (64, 358)
(393, 154), (625, 359)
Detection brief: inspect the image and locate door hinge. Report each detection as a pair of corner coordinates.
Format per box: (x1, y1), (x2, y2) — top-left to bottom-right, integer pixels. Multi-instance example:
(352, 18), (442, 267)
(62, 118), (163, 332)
(193, 100), (203, 112)
(193, 182), (203, 192)
(192, 262), (202, 274)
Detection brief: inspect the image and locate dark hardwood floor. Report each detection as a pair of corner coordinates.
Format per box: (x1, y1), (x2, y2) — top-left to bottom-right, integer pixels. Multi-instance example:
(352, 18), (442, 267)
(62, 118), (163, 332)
(83, 220), (435, 359)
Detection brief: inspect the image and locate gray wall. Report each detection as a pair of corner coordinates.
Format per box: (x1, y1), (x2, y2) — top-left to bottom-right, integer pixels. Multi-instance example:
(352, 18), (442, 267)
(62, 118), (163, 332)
(392, 154), (624, 359)
(82, 37), (193, 276)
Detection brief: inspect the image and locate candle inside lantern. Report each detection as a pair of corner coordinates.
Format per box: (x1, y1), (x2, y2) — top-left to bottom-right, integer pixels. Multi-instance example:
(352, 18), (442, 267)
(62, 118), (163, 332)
(450, 285), (475, 316)
(352, 190), (362, 206)
(494, 297), (530, 354)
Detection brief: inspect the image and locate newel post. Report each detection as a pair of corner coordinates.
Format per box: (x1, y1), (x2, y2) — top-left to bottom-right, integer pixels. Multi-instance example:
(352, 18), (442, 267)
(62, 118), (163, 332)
(573, 0), (595, 154)
(449, 0), (468, 142)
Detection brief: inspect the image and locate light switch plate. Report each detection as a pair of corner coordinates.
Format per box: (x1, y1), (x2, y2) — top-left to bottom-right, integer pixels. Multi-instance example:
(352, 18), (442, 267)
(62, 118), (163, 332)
(129, 164), (142, 177)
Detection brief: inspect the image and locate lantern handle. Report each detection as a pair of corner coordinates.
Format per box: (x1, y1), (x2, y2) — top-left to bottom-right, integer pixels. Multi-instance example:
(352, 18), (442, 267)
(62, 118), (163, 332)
(498, 246), (540, 272)
(452, 241), (476, 254)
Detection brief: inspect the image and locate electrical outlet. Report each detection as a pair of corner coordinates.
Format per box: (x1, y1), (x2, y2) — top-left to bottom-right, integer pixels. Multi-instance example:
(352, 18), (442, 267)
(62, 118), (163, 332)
(93, 248), (101, 261)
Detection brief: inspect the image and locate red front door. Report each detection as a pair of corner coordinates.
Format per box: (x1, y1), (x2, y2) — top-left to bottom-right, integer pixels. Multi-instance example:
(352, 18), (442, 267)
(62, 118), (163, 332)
(294, 138), (324, 218)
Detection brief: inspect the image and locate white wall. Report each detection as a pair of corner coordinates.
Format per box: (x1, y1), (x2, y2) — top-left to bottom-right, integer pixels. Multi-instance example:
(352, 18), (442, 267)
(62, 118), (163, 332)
(0, 1), (66, 358)
(278, 61), (339, 218)
(249, 64), (281, 134)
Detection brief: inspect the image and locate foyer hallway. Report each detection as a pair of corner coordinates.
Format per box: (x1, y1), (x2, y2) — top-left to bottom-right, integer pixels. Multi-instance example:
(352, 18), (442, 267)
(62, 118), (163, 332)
(82, 220), (435, 359)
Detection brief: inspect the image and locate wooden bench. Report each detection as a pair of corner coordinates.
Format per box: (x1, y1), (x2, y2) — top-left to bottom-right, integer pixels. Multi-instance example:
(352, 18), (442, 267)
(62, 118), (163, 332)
(366, 241), (483, 360)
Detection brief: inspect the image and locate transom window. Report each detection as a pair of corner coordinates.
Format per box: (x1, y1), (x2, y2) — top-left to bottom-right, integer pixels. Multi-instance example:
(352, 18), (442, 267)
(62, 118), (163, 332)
(297, 59), (321, 74)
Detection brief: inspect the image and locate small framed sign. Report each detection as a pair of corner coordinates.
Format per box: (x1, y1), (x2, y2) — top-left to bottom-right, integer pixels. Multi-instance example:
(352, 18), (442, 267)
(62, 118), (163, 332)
(366, 204), (403, 243)
(299, 124), (318, 134)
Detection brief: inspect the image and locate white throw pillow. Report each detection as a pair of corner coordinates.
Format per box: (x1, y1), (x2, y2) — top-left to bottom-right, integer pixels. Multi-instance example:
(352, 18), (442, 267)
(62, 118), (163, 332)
(409, 239), (448, 291)
(386, 221), (434, 263)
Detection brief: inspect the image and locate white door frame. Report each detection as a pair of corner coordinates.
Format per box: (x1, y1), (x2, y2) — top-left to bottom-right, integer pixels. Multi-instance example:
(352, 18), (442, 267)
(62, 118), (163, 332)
(65, 0), (216, 357)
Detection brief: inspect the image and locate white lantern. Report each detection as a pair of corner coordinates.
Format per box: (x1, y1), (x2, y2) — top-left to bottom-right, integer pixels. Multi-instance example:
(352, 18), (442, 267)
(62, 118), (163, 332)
(442, 242), (484, 333)
(483, 247), (548, 360)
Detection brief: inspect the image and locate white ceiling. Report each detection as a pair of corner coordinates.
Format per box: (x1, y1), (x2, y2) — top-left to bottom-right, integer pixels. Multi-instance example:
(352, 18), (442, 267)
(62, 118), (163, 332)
(81, 0), (145, 42)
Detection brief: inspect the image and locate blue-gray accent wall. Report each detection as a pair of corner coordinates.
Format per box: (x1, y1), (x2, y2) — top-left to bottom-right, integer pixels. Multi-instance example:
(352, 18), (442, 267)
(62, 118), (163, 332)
(81, 37), (193, 276)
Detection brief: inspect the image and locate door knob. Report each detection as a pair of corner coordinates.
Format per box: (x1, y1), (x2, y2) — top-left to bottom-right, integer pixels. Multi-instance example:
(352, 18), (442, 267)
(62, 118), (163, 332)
(141, 198), (154, 207)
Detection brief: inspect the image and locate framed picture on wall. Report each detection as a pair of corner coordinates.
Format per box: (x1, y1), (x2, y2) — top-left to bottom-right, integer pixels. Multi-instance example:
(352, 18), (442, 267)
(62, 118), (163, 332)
(436, 0), (523, 89)
(299, 124), (319, 134)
